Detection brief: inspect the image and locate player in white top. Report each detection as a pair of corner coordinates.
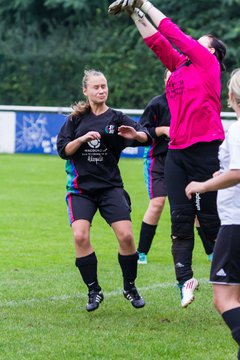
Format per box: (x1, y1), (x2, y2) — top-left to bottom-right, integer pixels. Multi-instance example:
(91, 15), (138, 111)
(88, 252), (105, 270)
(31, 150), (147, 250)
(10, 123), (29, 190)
(185, 68), (240, 360)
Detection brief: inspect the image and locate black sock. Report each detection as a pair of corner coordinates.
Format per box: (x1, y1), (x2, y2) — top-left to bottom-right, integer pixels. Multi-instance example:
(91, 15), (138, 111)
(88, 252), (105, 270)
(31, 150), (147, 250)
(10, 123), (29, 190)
(75, 252), (101, 292)
(118, 252), (138, 291)
(196, 226), (215, 255)
(137, 222), (157, 254)
(222, 308), (240, 346)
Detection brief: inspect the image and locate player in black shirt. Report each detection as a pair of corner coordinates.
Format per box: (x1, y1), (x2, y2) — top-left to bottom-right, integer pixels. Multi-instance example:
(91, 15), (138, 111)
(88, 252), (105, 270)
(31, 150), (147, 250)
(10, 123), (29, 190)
(137, 71), (170, 264)
(57, 69), (151, 312)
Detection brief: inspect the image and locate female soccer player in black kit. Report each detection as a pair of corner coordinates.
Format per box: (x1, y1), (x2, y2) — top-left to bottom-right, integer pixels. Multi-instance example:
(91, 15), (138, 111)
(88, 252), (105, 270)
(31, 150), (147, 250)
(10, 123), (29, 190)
(57, 69), (151, 312)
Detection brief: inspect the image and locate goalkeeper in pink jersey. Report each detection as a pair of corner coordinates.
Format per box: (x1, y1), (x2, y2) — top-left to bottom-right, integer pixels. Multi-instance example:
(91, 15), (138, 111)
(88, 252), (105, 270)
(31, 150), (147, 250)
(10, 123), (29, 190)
(109, 0), (226, 308)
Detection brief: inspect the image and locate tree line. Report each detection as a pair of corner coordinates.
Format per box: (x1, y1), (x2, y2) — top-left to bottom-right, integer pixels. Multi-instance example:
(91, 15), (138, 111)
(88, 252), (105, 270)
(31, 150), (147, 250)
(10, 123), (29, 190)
(0, 0), (239, 110)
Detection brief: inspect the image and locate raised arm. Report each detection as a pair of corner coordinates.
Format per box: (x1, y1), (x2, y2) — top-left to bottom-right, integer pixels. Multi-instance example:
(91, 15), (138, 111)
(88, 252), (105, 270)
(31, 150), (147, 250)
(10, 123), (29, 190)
(108, 1), (184, 71)
(139, 3), (217, 68)
(133, 11), (184, 71)
(109, 0), (217, 69)
(128, 7), (161, 39)
(137, 0), (166, 28)
(140, 2), (219, 68)
(109, 0), (166, 28)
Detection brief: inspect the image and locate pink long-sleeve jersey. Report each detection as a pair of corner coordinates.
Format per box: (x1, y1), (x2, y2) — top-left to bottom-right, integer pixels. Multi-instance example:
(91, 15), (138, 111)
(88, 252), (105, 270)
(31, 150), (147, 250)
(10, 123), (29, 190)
(144, 18), (225, 149)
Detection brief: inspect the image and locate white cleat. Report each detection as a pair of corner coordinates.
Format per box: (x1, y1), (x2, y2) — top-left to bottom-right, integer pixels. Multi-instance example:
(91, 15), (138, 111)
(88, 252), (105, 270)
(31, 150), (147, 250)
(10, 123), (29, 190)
(180, 278), (199, 308)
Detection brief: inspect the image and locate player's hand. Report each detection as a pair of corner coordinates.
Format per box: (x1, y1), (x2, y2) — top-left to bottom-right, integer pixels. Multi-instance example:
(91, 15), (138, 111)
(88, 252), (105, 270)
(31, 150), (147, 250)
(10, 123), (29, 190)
(185, 181), (206, 200)
(81, 131), (101, 143)
(118, 125), (137, 139)
(108, 0), (144, 15)
(122, 0), (144, 9)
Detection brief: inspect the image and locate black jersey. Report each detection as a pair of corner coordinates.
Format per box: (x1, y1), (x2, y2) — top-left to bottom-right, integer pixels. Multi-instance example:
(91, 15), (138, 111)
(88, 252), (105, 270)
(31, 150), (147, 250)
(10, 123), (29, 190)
(57, 108), (151, 193)
(140, 93), (170, 158)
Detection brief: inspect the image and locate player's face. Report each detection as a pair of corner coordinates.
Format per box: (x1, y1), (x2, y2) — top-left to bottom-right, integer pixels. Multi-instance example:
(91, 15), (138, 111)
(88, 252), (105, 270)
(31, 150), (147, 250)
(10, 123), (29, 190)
(198, 36), (215, 55)
(83, 75), (108, 105)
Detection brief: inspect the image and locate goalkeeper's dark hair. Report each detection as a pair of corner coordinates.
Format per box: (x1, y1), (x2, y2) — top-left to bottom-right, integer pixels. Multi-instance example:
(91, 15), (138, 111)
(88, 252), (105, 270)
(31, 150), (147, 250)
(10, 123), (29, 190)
(206, 34), (227, 72)
(69, 69), (104, 120)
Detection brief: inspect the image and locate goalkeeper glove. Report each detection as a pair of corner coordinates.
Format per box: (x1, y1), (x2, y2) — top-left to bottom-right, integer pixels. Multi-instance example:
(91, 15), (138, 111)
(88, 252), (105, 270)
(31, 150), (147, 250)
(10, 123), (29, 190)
(108, 0), (124, 15)
(121, 0), (153, 14)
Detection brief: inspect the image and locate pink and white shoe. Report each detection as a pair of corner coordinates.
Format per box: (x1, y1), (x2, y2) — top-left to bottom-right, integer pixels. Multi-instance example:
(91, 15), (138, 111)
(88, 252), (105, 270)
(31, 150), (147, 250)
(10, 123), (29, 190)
(179, 278), (199, 308)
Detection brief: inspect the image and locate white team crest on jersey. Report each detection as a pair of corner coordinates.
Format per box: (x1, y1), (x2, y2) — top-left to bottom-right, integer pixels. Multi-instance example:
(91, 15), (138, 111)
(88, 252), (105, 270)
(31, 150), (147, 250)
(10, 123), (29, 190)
(105, 124), (116, 134)
(88, 139), (100, 149)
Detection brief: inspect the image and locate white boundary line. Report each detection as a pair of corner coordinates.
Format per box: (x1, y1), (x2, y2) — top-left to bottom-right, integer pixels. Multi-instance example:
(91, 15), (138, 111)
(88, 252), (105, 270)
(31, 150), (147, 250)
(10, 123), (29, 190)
(0, 279), (209, 308)
(0, 105), (237, 119)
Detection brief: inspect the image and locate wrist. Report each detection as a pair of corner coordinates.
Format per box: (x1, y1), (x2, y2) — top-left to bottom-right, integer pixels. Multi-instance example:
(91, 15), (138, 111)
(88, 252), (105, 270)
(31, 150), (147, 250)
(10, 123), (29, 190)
(77, 137), (83, 146)
(131, 8), (145, 22)
(141, 0), (153, 14)
(136, 132), (146, 143)
(201, 182), (209, 193)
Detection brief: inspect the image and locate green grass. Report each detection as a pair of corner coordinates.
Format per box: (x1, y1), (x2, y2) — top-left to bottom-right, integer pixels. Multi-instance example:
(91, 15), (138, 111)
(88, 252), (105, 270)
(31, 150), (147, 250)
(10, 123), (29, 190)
(0, 154), (237, 359)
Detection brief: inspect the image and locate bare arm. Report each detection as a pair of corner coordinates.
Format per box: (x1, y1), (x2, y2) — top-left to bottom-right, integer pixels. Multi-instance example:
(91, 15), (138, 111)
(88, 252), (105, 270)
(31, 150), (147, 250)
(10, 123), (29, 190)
(108, 1), (182, 70)
(126, 2), (213, 69)
(64, 131), (101, 156)
(144, 3), (166, 28)
(130, 8), (183, 71)
(109, 1), (165, 36)
(130, 9), (158, 38)
(185, 169), (240, 199)
(125, 0), (166, 32)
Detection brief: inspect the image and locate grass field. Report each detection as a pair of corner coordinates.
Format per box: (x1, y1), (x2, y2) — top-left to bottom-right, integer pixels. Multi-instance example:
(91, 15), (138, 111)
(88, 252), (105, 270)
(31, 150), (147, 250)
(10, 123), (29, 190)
(0, 154), (237, 360)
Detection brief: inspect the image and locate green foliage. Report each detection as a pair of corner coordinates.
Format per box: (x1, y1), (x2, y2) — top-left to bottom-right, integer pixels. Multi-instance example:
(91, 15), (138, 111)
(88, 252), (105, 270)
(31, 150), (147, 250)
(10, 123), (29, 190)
(0, 0), (239, 109)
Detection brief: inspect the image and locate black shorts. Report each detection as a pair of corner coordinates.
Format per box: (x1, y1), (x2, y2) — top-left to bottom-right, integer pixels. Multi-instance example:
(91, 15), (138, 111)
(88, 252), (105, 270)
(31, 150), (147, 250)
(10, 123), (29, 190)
(143, 154), (167, 199)
(210, 225), (240, 285)
(165, 141), (221, 240)
(66, 187), (131, 225)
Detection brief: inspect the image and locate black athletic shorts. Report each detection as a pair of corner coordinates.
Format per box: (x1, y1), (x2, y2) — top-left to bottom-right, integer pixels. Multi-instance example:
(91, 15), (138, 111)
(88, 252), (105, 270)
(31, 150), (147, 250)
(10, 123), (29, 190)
(210, 225), (240, 285)
(165, 141), (221, 235)
(66, 187), (131, 225)
(143, 154), (167, 199)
